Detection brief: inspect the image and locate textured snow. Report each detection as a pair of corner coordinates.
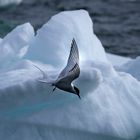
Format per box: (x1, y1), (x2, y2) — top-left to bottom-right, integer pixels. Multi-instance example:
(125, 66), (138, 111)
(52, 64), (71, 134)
(118, 56), (140, 81)
(106, 53), (131, 66)
(25, 10), (108, 68)
(0, 23), (34, 70)
(0, 10), (140, 140)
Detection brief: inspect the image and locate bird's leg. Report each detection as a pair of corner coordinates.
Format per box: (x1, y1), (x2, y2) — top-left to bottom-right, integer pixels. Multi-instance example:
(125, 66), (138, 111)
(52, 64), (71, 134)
(52, 86), (56, 92)
(77, 94), (81, 99)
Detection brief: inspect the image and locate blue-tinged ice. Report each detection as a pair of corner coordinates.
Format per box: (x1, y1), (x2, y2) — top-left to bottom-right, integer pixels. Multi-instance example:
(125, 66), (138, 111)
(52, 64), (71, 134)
(0, 10), (140, 140)
(0, 23), (34, 70)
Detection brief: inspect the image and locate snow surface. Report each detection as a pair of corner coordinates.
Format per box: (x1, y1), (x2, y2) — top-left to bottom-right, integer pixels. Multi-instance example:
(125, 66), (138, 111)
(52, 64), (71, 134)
(0, 10), (140, 140)
(106, 53), (131, 66)
(0, 23), (34, 70)
(0, 0), (22, 7)
(25, 10), (108, 68)
(118, 56), (140, 81)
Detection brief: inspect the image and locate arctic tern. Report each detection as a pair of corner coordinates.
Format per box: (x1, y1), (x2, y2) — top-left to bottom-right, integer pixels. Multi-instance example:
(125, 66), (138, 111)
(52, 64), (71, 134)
(34, 38), (81, 99)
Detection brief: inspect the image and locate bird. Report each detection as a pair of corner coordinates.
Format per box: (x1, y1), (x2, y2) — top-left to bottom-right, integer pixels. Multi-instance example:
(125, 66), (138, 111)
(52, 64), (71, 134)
(33, 38), (81, 99)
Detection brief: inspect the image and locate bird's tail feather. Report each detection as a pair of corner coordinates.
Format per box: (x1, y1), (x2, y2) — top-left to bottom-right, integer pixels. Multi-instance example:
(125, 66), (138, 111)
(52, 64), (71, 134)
(37, 79), (53, 85)
(32, 63), (53, 85)
(32, 64), (48, 79)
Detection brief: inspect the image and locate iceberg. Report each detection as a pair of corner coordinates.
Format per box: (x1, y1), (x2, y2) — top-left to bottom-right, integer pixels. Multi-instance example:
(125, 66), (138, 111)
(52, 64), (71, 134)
(0, 0), (22, 7)
(118, 57), (140, 81)
(0, 10), (140, 140)
(106, 53), (131, 67)
(25, 10), (108, 67)
(0, 23), (34, 70)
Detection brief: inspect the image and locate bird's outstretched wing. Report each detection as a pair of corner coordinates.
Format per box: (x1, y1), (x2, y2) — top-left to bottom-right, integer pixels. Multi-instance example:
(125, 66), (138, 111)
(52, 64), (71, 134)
(57, 63), (80, 85)
(57, 38), (80, 83)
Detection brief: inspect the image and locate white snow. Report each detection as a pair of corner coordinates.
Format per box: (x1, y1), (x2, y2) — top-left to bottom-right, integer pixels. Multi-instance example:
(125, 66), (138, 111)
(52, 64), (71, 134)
(25, 10), (108, 68)
(118, 56), (140, 81)
(0, 0), (22, 7)
(0, 23), (34, 70)
(106, 53), (131, 66)
(0, 10), (140, 140)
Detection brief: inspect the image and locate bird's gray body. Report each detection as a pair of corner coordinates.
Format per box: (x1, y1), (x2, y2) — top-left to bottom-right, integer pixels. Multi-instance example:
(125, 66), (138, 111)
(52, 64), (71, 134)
(54, 63), (80, 94)
(34, 39), (81, 98)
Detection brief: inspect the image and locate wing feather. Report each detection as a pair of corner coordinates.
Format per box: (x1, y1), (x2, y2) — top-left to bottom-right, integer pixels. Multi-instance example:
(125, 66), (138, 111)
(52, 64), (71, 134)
(57, 38), (79, 80)
(59, 63), (80, 84)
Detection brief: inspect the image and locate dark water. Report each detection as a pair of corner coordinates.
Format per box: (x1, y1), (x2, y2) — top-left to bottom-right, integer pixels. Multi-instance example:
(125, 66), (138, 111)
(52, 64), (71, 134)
(0, 0), (140, 58)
